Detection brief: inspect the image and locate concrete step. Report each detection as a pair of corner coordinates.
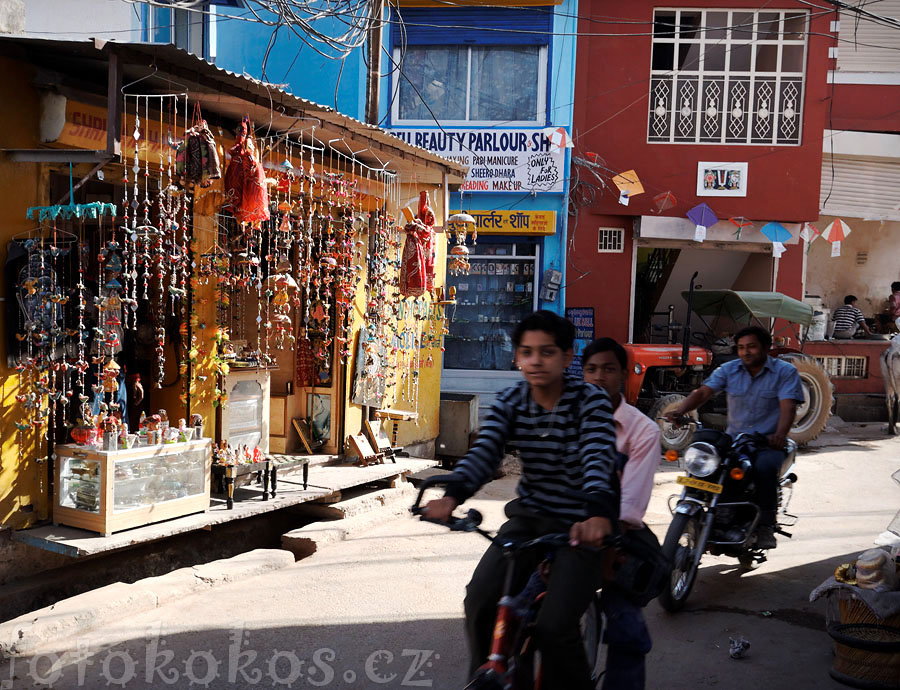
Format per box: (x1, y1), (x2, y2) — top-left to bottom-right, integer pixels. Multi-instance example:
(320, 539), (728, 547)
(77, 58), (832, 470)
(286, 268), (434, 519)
(281, 483), (417, 559)
(0, 549), (294, 657)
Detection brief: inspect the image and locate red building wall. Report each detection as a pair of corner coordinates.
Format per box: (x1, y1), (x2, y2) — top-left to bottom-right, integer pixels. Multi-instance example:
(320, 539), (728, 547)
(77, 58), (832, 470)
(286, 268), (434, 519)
(567, 2), (831, 341)
(572, 1), (833, 222)
(831, 84), (900, 133)
(565, 213), (633, 342)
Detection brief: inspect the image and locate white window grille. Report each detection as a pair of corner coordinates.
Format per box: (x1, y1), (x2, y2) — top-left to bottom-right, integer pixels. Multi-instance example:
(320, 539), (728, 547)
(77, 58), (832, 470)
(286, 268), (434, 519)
(815, 356), (867, 379)
(598, 227), (624, 253)
(648, 9), (808, 145)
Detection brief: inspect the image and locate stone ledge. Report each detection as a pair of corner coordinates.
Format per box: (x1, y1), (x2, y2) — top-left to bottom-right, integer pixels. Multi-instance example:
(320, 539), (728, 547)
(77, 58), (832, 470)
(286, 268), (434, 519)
(0, 549), (293, 658)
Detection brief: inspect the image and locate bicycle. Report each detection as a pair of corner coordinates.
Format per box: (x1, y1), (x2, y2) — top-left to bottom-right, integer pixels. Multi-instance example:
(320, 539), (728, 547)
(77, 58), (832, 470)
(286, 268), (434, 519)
(411, 476), (613, 690)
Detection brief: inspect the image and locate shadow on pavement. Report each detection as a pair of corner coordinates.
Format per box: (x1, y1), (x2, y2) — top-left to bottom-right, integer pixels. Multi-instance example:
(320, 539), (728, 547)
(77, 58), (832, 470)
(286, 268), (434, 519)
(644, 550), (867, 690)
(1, 618), (468, 689)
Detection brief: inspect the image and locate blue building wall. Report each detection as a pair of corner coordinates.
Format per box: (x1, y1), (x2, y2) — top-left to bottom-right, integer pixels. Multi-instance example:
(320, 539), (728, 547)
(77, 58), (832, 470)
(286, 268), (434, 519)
(211, 7), (366, 119)
(381, 0), (579, 314)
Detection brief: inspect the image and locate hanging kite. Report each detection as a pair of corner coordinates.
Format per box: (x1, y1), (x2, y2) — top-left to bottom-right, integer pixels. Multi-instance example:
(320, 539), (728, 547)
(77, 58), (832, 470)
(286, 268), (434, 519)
(652, 191), (677, 213)
(761, 222), (792, 258)
(728, 216), (753, 240)
(823, 218), (851, 258)
(686, 202), (718, 242)
(612, 169), (644, 206)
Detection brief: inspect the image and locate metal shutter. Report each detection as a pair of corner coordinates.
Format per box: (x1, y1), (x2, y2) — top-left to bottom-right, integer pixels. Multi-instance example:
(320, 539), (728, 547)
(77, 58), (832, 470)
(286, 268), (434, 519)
(820, 155), (900, 220)
(838, 2), (900, 72)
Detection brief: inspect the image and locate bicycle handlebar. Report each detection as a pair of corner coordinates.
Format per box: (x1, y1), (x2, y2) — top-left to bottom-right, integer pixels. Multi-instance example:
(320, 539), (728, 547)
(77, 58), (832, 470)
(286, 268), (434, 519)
(411, 475), (618, 552)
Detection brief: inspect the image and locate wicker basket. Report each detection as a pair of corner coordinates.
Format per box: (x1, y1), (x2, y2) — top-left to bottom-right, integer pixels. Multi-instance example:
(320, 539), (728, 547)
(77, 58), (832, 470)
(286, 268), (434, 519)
(828, 622), (900, 689)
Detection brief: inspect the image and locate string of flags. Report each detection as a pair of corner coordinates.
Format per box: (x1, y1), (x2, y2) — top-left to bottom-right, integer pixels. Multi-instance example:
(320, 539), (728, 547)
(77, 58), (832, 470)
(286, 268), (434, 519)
(598, 164), (854, 259)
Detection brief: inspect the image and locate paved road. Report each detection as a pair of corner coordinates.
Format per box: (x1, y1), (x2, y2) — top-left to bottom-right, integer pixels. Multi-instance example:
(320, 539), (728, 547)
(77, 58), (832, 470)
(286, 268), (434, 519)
(3, 429), (898, 689)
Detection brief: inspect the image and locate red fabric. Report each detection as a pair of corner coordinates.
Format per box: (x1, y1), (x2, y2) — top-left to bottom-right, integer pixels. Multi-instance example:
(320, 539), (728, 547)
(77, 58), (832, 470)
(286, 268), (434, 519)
(416, 191), (436, 290)
(399, 222), (427, 297)
(295, 338), (315, 387)
(224, 118), (270, 225)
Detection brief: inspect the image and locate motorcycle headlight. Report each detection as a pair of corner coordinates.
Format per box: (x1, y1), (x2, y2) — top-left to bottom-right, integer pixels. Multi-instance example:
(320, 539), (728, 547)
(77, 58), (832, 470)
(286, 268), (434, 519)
(684, 442), (721, 478)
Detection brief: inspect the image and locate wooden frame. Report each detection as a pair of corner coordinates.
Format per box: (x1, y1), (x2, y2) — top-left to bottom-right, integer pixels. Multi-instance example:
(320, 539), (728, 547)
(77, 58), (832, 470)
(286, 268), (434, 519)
(364, 417), (396, 462)
(291, 418), (322, 454)
(347, 434), (384, 467)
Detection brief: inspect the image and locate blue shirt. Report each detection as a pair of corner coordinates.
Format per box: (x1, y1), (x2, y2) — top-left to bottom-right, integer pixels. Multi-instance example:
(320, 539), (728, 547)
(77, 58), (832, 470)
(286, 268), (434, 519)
(703, 356), (805, 436)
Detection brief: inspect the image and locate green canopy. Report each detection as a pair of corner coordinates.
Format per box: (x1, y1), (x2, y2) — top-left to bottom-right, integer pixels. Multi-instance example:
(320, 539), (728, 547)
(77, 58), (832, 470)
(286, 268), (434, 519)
(681, 290), (813, 327)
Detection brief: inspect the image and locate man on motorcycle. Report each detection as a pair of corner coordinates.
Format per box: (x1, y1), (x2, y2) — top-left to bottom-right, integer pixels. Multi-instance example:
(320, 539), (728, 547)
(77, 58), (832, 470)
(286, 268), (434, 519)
(423, 310), (619, 690)
(665, 325), (804, 548)
(582, 337), (659, 689)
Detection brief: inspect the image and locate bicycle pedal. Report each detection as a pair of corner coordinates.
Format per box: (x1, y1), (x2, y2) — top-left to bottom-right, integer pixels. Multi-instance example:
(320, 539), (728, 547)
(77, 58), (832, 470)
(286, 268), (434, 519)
(775, 527), (793, 538)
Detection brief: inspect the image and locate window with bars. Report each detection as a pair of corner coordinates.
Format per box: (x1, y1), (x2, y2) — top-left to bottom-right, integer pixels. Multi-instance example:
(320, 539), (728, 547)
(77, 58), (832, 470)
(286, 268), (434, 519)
(815, 356), (868, 379)
(598, 227), (624, 253)
(648, 9), (808, 145)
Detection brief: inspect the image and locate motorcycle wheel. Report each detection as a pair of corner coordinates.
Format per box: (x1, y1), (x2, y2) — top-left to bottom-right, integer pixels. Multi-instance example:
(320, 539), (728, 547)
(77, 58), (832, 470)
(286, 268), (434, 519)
(659, 513), (701, 612)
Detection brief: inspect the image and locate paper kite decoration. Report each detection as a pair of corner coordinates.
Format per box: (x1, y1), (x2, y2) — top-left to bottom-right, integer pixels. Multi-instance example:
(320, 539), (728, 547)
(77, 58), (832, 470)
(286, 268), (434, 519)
(612, 170), (645, 206)
(799, 222), (821, 253)
(686, 202), (719, 242)
(543, 126), (573, 151)
(728, 216), (753, 240)
(823, 218), (851, 257)
(653, 191), (676, 213)
(799, 222), (821, 243)
(760, 222), (792, 243)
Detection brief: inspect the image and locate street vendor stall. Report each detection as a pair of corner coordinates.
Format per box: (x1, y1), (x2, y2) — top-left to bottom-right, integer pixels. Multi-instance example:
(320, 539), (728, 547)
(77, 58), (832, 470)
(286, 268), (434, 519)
(0, 37), (467, 536)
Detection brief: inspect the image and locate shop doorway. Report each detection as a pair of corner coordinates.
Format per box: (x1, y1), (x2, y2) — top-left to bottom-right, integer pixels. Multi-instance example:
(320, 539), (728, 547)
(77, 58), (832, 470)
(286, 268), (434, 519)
(632, 245), (774, 343)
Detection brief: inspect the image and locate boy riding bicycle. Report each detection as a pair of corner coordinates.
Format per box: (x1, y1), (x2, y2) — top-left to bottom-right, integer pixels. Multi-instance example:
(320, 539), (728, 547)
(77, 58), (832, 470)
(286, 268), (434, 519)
(423, 311), (619, 690)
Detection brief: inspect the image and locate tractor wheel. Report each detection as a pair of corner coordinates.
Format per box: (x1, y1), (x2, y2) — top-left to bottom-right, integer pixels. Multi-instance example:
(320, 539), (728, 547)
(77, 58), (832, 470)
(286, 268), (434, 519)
(649, 394), (698, 452)
(788, 357), (833, 445)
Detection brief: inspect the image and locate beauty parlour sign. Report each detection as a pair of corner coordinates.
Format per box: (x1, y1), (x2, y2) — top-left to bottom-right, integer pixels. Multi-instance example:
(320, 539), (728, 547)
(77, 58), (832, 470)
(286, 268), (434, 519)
(391, 128), (565, 194)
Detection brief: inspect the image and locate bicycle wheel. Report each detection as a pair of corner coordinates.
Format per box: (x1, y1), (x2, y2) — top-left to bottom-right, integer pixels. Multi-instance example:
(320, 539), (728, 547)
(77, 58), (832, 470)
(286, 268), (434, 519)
(580, 594), (604, 688)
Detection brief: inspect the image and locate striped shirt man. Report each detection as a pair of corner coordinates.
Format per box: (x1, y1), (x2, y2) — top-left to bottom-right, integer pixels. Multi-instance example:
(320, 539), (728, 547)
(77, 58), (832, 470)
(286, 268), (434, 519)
(832, 304), (865, 334)
(444, 375), (619, 523)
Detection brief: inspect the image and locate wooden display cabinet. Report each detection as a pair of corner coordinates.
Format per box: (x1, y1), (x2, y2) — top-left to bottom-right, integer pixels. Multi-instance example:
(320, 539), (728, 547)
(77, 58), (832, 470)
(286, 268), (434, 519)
(54, 439), (211, 536)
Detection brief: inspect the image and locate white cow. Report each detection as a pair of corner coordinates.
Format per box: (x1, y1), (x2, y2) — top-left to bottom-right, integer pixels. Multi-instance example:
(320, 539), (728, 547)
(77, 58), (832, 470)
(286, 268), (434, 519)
(880, 335), (900, 434)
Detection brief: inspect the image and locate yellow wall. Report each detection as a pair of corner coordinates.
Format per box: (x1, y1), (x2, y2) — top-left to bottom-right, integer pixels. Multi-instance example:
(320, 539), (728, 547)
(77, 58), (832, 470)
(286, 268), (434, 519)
(0, 58), (50, 527)
(341, 182), (448, 450)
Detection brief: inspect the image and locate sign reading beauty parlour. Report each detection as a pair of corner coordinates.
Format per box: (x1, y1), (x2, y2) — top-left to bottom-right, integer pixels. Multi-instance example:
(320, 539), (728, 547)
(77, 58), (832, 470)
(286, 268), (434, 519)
(450, 210), (556, 236)
(391, 128), (565, 194)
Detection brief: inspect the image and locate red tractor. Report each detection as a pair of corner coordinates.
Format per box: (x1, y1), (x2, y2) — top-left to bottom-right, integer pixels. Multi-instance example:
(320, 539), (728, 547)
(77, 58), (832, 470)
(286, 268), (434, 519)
(622, 279), (833, 451)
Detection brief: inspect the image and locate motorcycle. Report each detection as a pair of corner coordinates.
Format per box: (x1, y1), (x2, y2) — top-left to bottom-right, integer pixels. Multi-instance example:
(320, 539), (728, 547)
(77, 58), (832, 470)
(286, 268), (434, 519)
(659, 426), (799, 612)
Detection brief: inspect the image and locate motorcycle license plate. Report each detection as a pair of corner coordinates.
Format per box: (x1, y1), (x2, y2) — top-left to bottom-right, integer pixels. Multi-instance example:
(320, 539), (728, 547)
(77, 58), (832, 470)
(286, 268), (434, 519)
(677, 476), (723, 494)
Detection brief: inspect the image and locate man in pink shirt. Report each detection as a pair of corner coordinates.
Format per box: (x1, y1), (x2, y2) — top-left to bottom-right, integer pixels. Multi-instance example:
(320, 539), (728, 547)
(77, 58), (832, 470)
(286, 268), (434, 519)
(582, 337), (661, 689)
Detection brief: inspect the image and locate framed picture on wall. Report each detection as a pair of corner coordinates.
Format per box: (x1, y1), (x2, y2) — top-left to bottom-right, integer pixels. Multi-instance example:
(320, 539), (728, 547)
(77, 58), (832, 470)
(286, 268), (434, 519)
(308, 393), (331, 443)
(696, 162), (748, 197)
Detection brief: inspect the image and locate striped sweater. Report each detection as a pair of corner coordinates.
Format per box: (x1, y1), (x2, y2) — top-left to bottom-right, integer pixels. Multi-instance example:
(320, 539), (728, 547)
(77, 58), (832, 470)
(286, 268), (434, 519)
(444, 376), (619, 524)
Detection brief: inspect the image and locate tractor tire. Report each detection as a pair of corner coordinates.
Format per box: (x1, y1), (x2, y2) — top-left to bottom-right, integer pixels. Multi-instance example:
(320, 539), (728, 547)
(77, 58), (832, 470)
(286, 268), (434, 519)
(787, 357), (833, 445)
(649, 394), (698, 452)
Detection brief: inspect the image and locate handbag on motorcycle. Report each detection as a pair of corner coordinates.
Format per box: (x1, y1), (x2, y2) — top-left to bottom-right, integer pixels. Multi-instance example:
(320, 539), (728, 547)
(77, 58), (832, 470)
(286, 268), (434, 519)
(606, 525), (672, 607)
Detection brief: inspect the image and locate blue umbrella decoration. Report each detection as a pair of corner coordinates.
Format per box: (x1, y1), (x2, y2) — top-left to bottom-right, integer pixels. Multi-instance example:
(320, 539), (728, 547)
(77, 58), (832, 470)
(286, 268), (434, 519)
(760, 221), (792, 258)
(686, 202), (719, 242)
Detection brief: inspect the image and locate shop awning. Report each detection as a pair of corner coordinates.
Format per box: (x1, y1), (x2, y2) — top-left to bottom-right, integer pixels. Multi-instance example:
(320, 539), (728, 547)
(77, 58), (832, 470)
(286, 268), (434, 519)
(0, 35), (468, 185)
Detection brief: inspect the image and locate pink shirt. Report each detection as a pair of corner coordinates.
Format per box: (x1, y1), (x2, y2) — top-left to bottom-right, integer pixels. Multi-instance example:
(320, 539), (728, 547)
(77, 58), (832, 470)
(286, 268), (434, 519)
(614, 398), (662, 528)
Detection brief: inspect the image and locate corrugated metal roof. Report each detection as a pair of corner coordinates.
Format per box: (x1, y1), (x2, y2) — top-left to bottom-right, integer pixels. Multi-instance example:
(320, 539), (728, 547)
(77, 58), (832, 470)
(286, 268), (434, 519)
(0, 34), (468, 183)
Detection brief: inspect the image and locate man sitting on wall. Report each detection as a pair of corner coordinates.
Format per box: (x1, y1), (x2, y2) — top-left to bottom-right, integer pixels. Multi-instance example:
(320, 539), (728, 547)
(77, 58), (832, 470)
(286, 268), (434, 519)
(832, 295), (872, 339)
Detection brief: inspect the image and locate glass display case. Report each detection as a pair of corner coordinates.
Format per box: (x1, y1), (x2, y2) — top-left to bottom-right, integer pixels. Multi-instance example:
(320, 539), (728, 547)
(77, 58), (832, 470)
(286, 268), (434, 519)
(444, 242), (540, 371)
(54, 439), (211, 536)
